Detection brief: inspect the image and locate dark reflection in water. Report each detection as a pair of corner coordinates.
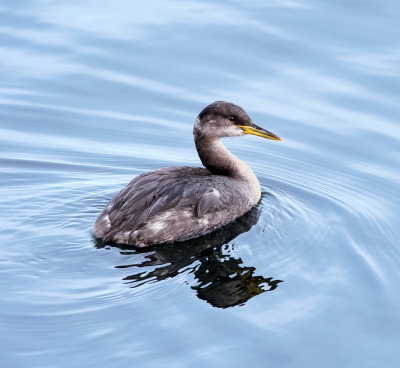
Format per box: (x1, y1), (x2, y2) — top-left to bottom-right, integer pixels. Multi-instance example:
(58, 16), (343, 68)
(95, 202), (282, 308)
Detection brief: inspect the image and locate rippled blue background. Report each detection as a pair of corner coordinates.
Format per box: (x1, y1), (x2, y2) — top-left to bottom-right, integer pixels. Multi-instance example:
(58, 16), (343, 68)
(1, 1), (400, 367)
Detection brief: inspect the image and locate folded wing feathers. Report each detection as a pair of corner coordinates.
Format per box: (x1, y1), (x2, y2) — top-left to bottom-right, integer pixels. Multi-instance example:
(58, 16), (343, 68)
(102, 168), (236, 233)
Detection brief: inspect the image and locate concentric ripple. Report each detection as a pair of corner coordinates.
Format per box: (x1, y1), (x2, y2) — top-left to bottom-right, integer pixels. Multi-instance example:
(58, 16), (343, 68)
(1, 0), (400, 366)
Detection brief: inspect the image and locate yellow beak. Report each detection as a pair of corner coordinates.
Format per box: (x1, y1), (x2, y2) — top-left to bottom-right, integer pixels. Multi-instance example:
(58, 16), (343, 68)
(238, 124), (281, 141)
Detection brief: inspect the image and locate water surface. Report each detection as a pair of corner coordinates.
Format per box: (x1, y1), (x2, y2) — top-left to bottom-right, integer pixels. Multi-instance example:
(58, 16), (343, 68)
(1, 1), (400, 367)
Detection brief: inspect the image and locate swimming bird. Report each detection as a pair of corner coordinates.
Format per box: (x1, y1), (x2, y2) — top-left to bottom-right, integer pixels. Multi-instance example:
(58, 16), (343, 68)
(93, 101), (281, 247)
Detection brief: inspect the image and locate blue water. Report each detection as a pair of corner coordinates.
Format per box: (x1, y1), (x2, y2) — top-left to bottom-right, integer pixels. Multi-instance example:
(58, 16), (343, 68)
(1, 1), (400, 367)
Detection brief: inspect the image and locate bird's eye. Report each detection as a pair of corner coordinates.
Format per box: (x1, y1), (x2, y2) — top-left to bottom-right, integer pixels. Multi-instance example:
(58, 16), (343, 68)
(228, 116), (235, 122)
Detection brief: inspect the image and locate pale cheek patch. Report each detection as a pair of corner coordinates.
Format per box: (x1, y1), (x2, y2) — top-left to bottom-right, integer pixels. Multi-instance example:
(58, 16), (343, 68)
(223, 125), (244, 137)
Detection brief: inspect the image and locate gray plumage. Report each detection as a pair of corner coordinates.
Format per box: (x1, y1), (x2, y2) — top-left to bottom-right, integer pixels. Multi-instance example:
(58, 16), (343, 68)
(92, 101), (281, 247)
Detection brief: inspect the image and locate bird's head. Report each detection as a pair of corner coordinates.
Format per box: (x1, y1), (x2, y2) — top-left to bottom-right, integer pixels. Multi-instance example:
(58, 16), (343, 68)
(194, 101), (281, 141)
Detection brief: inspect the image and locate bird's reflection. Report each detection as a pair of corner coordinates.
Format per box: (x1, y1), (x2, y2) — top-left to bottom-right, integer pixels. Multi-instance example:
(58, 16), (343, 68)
(95, 202), (282, 309)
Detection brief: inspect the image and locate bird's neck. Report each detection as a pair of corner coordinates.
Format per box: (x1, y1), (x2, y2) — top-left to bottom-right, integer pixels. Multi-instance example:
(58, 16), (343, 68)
(195, 135), (261, 200)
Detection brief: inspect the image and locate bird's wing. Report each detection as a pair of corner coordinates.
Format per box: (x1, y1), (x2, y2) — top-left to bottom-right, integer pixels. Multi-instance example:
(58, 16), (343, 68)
(104, 167), (234, 231)
(196, 188), (223, 217)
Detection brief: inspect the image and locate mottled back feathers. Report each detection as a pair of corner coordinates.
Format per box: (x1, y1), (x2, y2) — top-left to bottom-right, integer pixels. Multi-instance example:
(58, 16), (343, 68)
(93, 166), (253, 246)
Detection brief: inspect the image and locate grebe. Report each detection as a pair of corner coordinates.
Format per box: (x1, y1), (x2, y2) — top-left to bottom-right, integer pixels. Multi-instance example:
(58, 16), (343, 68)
(92, 101), (281, 247)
